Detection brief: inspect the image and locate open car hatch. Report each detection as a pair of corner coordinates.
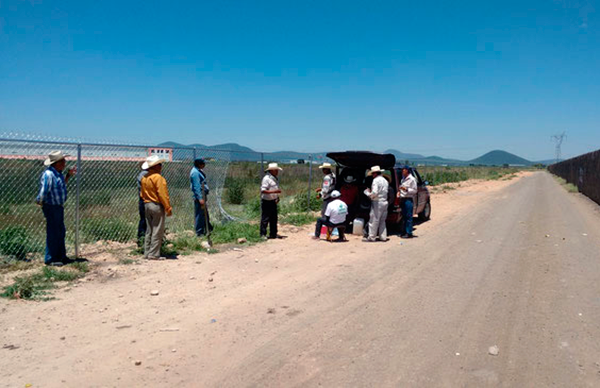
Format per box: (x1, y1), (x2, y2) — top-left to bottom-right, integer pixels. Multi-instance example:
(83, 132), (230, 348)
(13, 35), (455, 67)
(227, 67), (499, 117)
(326, 151), (396, 169)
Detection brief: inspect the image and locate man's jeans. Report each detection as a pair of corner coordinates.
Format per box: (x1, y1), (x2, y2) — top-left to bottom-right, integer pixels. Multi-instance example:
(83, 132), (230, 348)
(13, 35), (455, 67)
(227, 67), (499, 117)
(401, 198), (414, 236)
(194, 200), (213, 236)
(42, 204), (67, 264)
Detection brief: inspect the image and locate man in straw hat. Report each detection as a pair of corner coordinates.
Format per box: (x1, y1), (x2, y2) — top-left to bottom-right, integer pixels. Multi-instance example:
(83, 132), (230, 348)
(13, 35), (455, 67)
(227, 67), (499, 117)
(364, 165), (389, 242)
(190, 158), (213, 236)
(36, 151), (77, 266)
(316, 162), (336, 216)
(260, 163), (283, 239)
(140, 155), (172, 260)
(398, 166), (418, 238)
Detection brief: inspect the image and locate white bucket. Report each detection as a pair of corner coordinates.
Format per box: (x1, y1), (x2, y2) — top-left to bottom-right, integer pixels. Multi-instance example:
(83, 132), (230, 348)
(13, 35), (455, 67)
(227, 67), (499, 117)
(353, 218), (364, 235)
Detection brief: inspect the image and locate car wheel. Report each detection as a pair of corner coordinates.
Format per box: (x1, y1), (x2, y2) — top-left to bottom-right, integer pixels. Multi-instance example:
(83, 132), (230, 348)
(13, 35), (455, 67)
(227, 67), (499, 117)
(419, 201), (431, 221)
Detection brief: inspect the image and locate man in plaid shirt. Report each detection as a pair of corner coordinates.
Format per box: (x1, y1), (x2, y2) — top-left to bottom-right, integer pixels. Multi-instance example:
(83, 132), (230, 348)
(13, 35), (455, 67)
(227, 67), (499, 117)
(36, 151), (76, 266)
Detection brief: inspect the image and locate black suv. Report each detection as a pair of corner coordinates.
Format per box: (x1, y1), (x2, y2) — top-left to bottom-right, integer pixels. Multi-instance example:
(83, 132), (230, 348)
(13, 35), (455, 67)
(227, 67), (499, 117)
(326, 151), (432, 227)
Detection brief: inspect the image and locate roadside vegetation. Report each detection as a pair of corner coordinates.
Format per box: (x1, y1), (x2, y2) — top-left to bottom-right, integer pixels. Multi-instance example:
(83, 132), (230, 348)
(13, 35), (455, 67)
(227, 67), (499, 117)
(1, 262), (89, 301)
(418, 166), (521, 186)
(552, 175), (579, 193)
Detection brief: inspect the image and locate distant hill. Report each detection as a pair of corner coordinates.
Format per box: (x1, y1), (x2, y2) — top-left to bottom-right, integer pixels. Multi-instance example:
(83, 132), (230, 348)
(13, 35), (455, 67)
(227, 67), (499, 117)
(384, 149), (426, 160)
(158, 141), (536, 166)
(468, 150), (532, 166)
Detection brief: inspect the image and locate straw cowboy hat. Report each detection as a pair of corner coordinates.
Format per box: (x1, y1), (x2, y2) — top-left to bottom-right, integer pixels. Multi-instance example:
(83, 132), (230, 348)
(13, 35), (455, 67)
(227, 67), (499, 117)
(319, 162), (333, 170)
(44, 151), (69, 166)
(265, 163), (283, 172)
(367, 165), (384, 176)
(142, 155), (167, 170)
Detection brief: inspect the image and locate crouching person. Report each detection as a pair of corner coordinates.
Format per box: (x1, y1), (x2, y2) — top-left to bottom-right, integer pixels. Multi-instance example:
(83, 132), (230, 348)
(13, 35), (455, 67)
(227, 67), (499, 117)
(140, 156), (172, 260)
(313, 190), (348, 241)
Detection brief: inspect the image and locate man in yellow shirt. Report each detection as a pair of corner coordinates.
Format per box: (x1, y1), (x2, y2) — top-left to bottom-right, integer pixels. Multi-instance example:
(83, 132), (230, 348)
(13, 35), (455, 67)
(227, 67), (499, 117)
(140, 155), (172, 260)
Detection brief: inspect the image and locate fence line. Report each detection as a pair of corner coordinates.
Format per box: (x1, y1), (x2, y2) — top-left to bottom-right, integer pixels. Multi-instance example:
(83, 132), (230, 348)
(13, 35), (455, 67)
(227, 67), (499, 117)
(548, 148), (600, 206)
(0, 134), (316, 261)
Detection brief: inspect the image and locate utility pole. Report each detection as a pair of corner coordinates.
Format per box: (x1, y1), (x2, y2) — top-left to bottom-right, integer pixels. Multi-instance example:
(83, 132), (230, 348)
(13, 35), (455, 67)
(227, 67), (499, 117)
(551, 132), (566, 164)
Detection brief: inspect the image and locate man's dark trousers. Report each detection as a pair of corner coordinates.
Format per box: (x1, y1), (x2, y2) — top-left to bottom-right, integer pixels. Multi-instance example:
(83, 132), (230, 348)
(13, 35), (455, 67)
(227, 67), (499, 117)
(138, 198), (146, 242)
(194, 200), (213, 236)
(42, 204), (67, 264)
(260, 199), (278, 237)
(401, 198), (414, 236)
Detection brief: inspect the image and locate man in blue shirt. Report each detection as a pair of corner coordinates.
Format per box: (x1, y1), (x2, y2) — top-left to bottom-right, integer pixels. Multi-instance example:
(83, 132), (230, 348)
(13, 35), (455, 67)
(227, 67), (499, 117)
(136, 164), (149, 247)
(190, 158), (213, 236)
(36, 151), (76, 266)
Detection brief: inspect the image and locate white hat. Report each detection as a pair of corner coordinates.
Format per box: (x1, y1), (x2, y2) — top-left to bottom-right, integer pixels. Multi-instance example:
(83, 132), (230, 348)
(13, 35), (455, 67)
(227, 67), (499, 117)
(319, 162), (333, 170)
(367, 165), (384, 176)
(142, 155), (167, 170)
(265, 163), (283, 172)
(44, 151), (69, 166)
(343, 175), (356, 183)
(330, 190), (341, 199)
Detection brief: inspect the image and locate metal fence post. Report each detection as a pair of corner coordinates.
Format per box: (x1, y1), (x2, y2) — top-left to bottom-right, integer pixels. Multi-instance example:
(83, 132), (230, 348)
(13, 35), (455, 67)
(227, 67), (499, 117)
(307, 154), (313, 212)
(75, 144), (82, 258)
(193, 147), (197, 161)
(260, 153), (264, 177)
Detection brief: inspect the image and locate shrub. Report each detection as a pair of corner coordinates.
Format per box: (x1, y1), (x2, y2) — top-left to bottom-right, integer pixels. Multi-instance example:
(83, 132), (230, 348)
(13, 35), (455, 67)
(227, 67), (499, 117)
(81, 218), (136, 243)
(226, 179), (247, 205)
(292, 192), (321, 212)
(245, 197), (262, 218)
(0, 226), (43, 260)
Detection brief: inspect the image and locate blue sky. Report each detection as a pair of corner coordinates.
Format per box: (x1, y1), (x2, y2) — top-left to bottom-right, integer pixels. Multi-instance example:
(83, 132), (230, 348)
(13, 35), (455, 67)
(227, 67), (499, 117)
(0, 0), (598, 160)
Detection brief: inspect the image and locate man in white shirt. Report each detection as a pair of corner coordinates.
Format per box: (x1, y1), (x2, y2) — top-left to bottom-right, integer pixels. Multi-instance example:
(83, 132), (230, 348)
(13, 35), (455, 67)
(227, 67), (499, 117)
(397, 166), (418, 238)
(313, 190), (348, 241)
(364, 165), (389, 242)
(260, 163), (283, 239)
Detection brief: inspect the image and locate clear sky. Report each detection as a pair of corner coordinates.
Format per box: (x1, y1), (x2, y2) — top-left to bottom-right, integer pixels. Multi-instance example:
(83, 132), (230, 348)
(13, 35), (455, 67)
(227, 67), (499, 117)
(1, 0), (598, 160)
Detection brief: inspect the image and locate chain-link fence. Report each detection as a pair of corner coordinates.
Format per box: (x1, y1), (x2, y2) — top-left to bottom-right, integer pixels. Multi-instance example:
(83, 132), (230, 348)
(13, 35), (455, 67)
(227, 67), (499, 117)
(0, 133), (318, 261)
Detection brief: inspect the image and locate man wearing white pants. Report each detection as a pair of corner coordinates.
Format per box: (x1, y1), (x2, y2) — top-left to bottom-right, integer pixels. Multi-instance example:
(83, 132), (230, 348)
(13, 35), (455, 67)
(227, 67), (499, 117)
(365, 165), (389, 242)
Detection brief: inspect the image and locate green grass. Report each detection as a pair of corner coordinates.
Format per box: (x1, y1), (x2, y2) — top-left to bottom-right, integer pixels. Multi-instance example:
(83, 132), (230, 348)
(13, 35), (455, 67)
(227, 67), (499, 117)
(280, 212), (318, 226)
(210, 222), (263, 245)
(81, 218), (136, 243)
(0, 226), (44, 260)
(0, 258), (37, 274)
(1, 262), (89, 300)
(553, 176), (579, 193)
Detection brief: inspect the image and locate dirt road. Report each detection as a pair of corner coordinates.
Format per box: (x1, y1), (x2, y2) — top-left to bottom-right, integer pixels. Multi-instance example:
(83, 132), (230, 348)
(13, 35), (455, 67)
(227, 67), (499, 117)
(3, 171), (600, 387)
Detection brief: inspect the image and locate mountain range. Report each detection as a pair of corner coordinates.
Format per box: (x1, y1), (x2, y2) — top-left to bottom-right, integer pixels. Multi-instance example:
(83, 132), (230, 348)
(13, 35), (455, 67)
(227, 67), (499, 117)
(159, 141), (548, 166)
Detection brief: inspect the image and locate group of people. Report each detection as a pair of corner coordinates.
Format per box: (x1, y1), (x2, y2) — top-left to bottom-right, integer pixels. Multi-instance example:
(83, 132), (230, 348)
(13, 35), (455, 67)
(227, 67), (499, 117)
(311, 163), (418, 243)
(36, 150), (418, 265)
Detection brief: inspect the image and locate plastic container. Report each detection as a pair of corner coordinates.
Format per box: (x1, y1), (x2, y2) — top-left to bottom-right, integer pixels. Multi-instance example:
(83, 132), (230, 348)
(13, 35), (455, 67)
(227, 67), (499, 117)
(353, 218), (364, 235)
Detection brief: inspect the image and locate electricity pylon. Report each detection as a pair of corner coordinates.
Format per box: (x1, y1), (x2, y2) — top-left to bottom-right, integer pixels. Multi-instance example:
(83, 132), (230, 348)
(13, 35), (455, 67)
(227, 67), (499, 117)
(551, 132), (566, 164)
